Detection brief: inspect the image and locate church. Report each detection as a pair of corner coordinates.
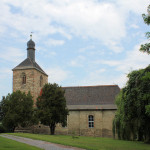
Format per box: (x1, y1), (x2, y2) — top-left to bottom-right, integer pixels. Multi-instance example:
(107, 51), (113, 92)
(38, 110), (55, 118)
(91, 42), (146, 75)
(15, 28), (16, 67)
(12, 36), (120, 137)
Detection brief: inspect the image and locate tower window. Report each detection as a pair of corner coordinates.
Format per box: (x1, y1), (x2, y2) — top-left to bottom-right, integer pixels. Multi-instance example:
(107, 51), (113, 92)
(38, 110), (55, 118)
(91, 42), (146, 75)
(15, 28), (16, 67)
(40, 75), (43, 87)
(88, 115), (94, 128)
(22, 74), (26, 84)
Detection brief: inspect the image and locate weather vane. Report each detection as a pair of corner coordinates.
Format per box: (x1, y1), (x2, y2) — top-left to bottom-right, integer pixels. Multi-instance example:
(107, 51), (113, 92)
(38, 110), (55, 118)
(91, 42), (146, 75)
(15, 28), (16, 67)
(30, 32), (33, 39)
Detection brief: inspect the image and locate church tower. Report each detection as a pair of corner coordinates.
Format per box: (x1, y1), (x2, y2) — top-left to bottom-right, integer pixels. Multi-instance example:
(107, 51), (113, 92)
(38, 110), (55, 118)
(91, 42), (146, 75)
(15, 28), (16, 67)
(12, 35), (48, 103)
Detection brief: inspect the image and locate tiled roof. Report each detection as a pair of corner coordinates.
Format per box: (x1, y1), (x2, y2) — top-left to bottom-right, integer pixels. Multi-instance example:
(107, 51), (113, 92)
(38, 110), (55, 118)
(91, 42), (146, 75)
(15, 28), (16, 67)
(12, 58), (48, 76)
(63, 85), (120, 106)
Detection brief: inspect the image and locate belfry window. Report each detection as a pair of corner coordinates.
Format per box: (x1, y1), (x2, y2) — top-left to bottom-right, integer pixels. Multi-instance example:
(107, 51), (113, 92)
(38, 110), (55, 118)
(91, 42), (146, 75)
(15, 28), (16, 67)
(88, 115), (94, 128)
(22, 74), (26, 84)
(40, 75), (43, 87)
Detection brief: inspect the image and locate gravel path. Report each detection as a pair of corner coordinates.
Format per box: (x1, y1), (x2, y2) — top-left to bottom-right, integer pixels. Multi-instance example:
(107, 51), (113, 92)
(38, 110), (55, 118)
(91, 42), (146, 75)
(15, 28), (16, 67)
(0, 134), (85, 150)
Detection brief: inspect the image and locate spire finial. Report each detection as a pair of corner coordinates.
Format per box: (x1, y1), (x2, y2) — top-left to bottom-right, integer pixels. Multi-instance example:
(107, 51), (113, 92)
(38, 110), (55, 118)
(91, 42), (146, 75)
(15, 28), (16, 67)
(30, 32), (33, 39)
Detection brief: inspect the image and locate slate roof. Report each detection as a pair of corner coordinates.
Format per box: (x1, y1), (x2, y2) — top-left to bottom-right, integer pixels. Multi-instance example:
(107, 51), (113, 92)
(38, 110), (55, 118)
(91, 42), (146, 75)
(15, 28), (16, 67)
(63, 85), (120, 108)
(12, 58), (48, 76)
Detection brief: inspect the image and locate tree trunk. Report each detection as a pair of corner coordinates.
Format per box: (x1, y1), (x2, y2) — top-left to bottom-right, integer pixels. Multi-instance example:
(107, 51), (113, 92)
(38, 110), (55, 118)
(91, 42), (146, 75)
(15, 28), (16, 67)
(50, 124), (55, 135)
(137, 128), (143, 141)
(12, 126), (16, 133)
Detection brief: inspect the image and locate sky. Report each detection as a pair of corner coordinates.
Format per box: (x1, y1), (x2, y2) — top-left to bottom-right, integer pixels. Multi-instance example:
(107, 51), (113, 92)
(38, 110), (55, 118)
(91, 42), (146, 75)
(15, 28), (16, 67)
(0, 0), (150, 99)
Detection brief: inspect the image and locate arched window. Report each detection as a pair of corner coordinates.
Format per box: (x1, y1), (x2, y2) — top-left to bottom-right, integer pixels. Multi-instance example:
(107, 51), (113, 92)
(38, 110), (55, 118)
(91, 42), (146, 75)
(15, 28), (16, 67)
(88, 115), (94, 128)
(22, 73), (26, 84)
(40, 75), (43, 87)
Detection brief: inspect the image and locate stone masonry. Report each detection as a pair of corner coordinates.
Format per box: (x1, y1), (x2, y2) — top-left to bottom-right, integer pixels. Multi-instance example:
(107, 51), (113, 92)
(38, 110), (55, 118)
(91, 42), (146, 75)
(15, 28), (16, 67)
(13, 69), (48, 103)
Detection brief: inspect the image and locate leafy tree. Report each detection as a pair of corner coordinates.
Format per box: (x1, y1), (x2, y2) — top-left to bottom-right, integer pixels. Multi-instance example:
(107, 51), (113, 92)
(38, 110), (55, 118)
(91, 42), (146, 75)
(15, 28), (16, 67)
(36, 83), (69, 135)
(0, 91), (34, 132)
(113, 65), (150, 143)
(140, 5), (150, 54)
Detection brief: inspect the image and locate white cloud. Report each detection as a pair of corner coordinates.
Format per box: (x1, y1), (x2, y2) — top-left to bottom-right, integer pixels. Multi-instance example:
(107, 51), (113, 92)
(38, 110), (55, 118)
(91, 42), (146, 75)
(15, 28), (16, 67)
(112, 74), (128, 88)
(46, 67), (70, 83)
(92, 42), (150, 87)
(83, 40), (150, 88)
(116, 0), (149, 14)
(79, 45), (95, 53)
(0, 0), (149, 52)
(96, 42), (150, 72)
(70, 67), (121, 87)
(70, 55), (86, 67)
(0, 47), (25, 63)
(49, 51), (57, 56)
(130, 24), (139, 29)
(0, 68), (11, 79)
(45, 38), (65, 46)
(0, 68), (12, 99)
(49, 1), (126, 48)
(104, 41), (123, 53)
(0, 0), (126, 51)
(69, 68), (128, 88)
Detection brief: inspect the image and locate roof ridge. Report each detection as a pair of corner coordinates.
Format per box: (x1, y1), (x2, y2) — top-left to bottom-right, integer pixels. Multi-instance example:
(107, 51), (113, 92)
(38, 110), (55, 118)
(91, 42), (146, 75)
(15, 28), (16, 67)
(63, 85), (119, 88)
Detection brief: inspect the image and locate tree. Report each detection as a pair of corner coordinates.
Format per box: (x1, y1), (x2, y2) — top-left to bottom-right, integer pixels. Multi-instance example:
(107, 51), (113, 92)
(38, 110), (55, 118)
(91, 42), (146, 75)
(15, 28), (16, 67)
(0, 90), (34, 132)
(140, 5), (150, 54)
(36, 83), (69, 135)
(113, 65), (150, 143)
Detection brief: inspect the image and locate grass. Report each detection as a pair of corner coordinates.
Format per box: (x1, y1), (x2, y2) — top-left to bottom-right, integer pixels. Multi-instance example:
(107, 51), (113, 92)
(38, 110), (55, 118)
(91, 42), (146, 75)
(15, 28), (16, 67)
(0, 135), (42, 150)
(7, 133), (150, 150)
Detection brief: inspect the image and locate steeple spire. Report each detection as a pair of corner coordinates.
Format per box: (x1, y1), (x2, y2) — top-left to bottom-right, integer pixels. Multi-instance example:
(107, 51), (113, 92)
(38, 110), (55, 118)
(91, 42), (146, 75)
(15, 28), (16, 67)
(27, 33), (35, 62)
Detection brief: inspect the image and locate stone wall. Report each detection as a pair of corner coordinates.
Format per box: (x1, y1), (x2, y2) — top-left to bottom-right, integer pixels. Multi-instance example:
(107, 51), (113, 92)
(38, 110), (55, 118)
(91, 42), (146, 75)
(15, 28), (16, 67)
(16, 109), (116, 137)
(55, 109), (116, 137)
(13, 69), (48, 103)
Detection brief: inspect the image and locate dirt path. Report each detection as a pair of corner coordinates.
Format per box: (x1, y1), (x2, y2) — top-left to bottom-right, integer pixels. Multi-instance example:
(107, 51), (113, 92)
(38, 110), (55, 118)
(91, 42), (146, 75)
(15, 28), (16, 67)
(0, 134), (85, 150)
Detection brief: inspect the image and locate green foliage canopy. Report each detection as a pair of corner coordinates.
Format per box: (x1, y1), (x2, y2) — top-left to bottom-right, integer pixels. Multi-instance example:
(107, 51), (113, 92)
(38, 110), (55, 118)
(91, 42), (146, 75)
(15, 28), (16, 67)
(140, 5), (150, 54)
(113, 65), (150, 142)
(36, 83), (69, 135)
(0, 90), (34, 132)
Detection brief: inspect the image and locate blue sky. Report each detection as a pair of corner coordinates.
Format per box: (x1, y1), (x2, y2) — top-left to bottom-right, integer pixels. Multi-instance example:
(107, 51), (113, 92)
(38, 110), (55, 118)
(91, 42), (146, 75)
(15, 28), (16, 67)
(0, 0), (150, 99)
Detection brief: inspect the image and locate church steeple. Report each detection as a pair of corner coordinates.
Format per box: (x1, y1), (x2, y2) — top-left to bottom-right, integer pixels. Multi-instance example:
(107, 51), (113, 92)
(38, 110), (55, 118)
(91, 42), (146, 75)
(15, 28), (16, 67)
(12, 35), (48, 105)
(27, 34), (35, 62)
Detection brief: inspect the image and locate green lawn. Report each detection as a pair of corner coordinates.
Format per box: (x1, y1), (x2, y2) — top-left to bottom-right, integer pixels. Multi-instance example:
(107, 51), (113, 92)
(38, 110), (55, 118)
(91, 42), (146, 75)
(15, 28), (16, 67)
(0, 135), (42, 150)
(7, 133), (150, 150)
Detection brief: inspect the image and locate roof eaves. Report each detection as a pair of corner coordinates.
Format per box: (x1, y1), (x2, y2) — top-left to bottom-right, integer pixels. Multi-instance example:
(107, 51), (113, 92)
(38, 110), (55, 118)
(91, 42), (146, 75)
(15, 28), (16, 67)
(63, 85), (120, 88)
(12, 66), (48, 76)
(67, 105), (117, 110)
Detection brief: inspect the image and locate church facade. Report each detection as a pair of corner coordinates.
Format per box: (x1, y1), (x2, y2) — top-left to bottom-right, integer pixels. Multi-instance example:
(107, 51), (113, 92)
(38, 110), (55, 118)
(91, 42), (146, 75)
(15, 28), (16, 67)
(12, 37), (120, 137)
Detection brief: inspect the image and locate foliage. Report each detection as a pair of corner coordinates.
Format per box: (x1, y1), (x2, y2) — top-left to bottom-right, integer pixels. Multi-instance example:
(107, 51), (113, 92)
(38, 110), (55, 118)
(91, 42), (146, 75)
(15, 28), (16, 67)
(113, 65), (150, 143)
(0, 124), (7, 133)
(0, 136), (42, 150)
(140, 5), (150, 54)
(36, 83), (69, 135)
(0, 90), (35, 132)
(8, 133), (150, 150)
